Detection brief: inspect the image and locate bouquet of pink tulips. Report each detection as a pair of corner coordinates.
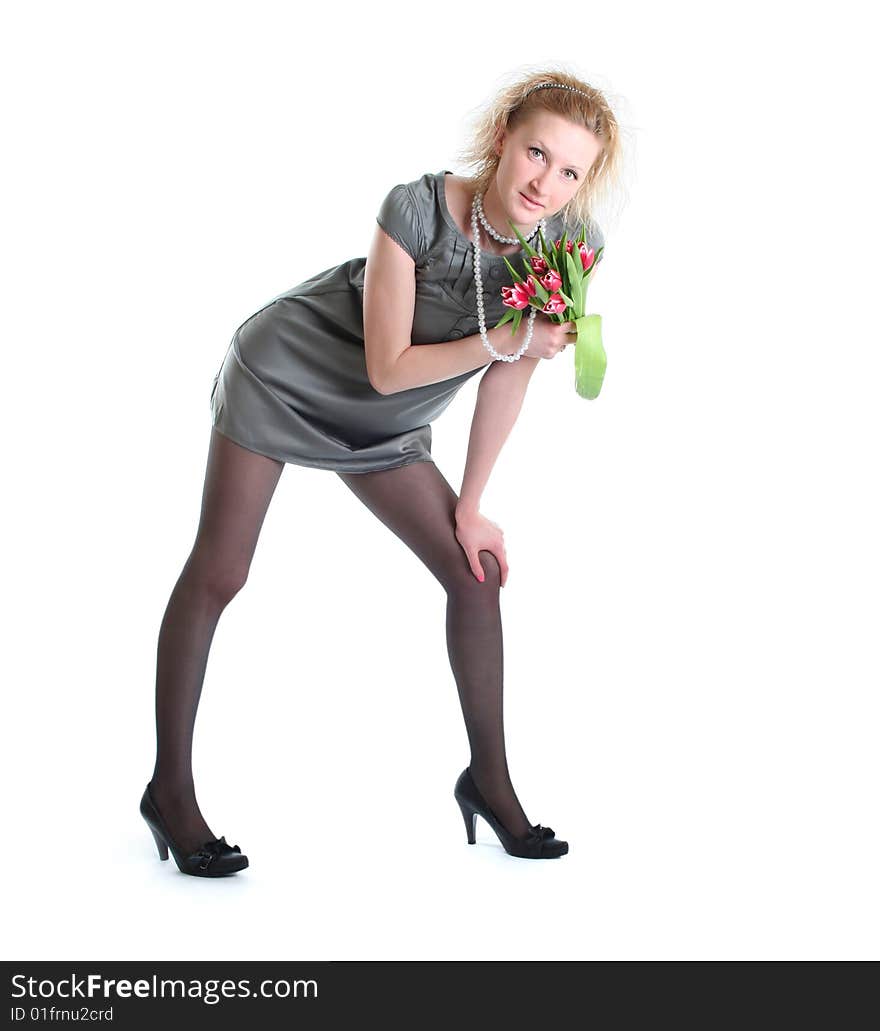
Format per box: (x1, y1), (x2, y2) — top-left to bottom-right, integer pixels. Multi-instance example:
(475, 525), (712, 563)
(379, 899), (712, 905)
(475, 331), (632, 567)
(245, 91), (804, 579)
(496, 222), (605, 399)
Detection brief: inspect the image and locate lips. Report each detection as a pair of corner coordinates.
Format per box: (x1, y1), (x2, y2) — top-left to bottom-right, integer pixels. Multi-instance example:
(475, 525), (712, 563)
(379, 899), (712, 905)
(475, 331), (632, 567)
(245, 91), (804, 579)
(520, 192), (543, 209)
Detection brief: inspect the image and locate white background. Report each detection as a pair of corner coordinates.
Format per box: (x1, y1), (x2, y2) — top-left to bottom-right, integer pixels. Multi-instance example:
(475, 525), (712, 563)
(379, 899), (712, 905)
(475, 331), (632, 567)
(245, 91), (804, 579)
(3, 0), (878, 960)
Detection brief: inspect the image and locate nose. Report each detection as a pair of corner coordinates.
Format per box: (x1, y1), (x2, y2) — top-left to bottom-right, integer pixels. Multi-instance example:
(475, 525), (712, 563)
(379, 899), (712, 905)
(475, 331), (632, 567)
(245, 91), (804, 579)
(528, 172), (549, 198)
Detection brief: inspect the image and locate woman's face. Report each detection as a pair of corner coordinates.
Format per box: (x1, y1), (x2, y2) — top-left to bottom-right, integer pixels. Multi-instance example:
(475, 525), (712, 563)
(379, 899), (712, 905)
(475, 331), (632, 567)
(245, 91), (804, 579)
(491, 111), (603, 228)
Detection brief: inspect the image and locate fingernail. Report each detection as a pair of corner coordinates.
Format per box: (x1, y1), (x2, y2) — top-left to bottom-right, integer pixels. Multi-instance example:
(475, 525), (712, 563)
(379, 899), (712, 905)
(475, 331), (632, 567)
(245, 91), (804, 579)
(478, 573), (484, 582)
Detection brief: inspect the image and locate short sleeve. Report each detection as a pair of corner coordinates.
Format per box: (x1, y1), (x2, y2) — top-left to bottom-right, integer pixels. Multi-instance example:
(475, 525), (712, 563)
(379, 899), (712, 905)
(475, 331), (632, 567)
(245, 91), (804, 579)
(588, 220), (605, 266)
(376, 183), (425, 264)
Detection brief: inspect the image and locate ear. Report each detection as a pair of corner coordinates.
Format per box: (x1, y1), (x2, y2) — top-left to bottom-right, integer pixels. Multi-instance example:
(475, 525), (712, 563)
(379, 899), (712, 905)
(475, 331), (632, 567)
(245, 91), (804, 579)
(493, 128), (506, 158)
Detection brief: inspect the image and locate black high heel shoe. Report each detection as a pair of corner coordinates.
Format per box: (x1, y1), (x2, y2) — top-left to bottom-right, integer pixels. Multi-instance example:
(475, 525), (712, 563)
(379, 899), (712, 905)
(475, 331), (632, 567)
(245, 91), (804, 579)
(454, 767), (569, 859)
(140, 782), (249, 877)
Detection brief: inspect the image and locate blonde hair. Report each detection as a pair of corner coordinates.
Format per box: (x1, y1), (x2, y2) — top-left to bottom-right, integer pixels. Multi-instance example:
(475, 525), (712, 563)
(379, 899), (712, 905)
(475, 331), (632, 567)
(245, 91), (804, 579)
(455, 64), (628, 237)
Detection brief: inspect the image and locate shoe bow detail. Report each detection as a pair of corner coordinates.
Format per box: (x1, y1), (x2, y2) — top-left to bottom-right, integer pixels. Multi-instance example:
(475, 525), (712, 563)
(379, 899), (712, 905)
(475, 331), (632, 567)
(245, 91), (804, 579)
(528, 825), (555, 841)
(522, 824), (555, 856)
(193, 835), (242, 871)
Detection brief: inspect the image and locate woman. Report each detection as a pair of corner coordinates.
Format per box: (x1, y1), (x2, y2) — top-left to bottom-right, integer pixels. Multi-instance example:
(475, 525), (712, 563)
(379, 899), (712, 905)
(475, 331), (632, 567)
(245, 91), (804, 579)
(140, 68), (621, 876)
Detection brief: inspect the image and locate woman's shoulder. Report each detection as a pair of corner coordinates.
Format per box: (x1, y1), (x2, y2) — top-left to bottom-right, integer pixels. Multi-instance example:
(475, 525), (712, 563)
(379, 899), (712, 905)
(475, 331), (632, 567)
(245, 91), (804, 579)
(374, 171), (444, 266)
(401, 169), (440, 195)
(397, 170), (442, 228)
(380, 170), (439, 209)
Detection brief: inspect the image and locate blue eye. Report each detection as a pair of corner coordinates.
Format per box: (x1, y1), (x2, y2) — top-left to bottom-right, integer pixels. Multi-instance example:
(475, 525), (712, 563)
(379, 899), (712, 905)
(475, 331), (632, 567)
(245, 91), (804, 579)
(529, 147), (578, 181)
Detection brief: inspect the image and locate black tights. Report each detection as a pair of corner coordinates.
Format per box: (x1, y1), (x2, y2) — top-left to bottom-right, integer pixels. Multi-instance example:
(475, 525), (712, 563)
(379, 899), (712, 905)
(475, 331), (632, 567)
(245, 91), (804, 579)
(149, 427), (532, 854)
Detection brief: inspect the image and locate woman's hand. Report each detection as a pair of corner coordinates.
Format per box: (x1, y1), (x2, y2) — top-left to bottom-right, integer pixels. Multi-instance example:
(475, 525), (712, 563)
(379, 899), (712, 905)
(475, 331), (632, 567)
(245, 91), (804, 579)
(454, 506), (509, 586)
(507, 313), (577, 360)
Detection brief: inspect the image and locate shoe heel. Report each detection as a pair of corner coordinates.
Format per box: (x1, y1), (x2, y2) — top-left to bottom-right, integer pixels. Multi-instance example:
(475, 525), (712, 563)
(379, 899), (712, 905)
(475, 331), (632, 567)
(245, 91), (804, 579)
(148, 825), (169, 861)
(453, 766), (569, 859)
(140, 782), (249, 876)
(457, 798), (477, 845)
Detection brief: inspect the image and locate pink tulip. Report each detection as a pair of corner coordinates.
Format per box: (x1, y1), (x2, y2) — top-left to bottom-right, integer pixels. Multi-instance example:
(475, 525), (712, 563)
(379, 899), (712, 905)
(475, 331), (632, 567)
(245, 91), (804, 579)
(529, 255), (549, 274)
(577, 242), (596, 272)
(501, 284), (530, 310)
(541, 268), (562, 292)
(542, 293), (567, 314)
(501, 275), (537, 310)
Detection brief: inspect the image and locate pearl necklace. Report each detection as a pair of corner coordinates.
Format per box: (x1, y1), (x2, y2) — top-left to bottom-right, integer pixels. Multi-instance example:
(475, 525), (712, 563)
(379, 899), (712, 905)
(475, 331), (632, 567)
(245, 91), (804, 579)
(471, 192), (547, 362)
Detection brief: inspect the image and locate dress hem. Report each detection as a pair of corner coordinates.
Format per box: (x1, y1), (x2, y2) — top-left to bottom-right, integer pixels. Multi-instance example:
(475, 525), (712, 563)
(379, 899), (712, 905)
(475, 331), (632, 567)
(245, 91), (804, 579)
(210, 421), (435, 475)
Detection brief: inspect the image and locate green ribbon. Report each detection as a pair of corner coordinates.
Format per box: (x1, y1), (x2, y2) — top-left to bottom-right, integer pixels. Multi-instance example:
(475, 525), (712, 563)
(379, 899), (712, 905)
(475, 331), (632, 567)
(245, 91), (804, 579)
(573, 314), (605, 400)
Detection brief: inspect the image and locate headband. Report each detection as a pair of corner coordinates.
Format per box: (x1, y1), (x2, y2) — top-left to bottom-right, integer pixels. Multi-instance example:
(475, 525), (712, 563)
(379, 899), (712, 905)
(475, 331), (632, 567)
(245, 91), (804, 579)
(524, 81), (593, 101)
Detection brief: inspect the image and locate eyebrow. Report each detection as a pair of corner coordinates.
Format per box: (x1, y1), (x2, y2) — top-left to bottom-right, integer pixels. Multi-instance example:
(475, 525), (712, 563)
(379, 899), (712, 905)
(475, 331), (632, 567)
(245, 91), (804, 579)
(532, 140), (584, 173)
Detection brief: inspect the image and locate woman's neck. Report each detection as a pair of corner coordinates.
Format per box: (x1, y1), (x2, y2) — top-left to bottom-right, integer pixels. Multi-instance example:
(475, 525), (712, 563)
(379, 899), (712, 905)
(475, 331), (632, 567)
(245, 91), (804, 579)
(446, 175), (523, 256)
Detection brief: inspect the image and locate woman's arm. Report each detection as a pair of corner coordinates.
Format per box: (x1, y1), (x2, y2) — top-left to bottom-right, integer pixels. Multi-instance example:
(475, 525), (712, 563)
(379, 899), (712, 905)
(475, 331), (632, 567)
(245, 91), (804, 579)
(456, 356), (540, 516)
(382, 326), (516, 394)
(364, 225), (522, 394)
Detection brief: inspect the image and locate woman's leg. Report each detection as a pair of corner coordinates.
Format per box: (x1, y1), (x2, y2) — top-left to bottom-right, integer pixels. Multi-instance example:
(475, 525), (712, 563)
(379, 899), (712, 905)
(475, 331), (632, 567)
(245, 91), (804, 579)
(336, 459), (532, 839)
(149, 427), (285, 854)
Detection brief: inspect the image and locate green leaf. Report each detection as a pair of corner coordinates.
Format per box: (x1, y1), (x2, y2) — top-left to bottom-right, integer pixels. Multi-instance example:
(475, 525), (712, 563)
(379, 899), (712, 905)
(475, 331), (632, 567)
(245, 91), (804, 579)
(501, 255), (524, 284)
(537, 224), (552, 265)
(507, 219), (540, 259)
(530, 277), (549, 304)
(564, 249), (583, 316)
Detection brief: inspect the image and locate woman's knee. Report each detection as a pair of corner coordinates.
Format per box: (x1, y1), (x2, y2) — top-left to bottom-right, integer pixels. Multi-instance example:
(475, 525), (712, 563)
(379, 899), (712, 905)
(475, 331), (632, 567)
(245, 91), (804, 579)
(476, 550), (502, 585)
(183, 544), (250, 605)
(446, 548), (502, 596)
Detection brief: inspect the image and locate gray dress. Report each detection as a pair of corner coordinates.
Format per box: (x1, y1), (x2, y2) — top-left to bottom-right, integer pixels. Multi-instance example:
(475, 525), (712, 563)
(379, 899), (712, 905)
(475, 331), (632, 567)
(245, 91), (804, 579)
(209, 169), (604, 473)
